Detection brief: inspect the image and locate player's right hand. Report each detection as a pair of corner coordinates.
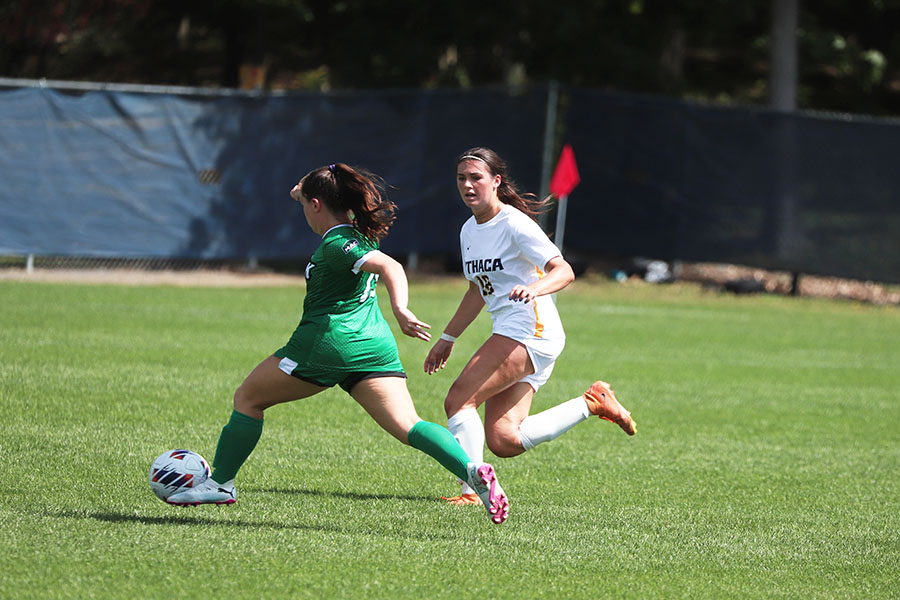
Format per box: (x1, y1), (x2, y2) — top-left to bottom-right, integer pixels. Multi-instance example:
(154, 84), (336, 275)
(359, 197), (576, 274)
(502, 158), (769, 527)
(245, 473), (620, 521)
(394, 307), (431, 341)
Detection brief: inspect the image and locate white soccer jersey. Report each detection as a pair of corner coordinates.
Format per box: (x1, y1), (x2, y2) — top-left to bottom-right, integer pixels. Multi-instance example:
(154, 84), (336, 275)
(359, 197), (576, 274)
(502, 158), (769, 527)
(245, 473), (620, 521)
(460, 203), (565, 356)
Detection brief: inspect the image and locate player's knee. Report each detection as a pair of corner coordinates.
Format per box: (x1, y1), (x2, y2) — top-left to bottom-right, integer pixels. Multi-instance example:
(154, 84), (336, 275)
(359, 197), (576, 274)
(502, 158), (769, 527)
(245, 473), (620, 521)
(390, 414), (421, 446)
(485, 431), (523, 458)
(443, 389), (464, 417)
(233, 382), (263, 414)
(444, 382), (477, 417)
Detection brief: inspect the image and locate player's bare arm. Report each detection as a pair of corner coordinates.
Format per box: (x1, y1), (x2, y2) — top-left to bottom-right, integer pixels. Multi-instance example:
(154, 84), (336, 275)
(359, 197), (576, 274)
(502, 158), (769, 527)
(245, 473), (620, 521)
(360, 251), (431, 341)
(508, 256), (575, 303)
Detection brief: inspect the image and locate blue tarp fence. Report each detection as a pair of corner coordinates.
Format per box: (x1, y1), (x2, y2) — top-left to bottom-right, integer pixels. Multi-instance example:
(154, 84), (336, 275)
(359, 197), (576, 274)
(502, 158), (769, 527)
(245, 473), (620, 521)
(1, 80), (899, 282)
(0, 83), (547, 260)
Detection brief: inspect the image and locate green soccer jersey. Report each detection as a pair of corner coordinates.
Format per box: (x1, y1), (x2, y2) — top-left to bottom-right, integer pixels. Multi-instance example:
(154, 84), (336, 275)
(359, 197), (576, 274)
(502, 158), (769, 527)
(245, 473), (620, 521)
(301, 225), (384, 322)
(275, 224), (404, 390)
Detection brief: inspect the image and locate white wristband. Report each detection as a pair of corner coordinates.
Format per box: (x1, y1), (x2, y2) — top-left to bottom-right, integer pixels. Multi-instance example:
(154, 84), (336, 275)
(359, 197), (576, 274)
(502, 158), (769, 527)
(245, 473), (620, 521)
(439, 333), (457, 343)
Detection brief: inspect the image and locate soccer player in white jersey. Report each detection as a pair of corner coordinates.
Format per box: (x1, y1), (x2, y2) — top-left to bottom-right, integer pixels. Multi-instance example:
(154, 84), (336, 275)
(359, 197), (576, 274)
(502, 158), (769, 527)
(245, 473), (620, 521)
(424, 147), (637, 505)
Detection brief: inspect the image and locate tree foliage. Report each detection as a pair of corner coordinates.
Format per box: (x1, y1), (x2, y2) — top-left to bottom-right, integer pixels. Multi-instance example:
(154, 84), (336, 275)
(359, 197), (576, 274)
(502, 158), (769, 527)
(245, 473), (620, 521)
(2, 0), (900, 115)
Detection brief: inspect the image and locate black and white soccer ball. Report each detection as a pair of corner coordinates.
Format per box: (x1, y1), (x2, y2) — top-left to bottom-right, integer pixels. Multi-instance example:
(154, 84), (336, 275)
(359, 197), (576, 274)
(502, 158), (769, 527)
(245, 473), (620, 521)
(149, 449), (210, 501)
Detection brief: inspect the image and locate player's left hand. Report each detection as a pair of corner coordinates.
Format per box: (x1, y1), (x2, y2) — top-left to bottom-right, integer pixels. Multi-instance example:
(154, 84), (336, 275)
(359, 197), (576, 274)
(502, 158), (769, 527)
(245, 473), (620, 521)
(424, 339), (453, 374)
(508, 285), (536, 303)
(395, 307), (432, 341)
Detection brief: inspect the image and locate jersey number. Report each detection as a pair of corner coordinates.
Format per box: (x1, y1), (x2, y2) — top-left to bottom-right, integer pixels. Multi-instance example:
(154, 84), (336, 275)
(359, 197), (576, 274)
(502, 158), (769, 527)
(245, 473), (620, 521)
(474, 274), (494, 296)
(360, 273), (379, 303)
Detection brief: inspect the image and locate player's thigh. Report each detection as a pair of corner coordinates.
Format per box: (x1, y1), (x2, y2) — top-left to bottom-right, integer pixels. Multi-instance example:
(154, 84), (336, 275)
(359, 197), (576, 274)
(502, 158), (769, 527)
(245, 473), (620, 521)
(446, 334), (534, 412)
(234, 355), (325, 414)
(350, 376), (420, 444)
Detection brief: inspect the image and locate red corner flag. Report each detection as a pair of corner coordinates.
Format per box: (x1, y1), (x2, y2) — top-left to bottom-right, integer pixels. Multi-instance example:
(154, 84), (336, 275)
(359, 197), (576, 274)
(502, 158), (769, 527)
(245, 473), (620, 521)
(549, 144), (580, 198)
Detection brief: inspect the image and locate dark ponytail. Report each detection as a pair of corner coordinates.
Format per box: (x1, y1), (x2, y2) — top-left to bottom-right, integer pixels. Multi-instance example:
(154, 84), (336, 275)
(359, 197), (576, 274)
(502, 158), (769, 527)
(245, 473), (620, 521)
(301, 163), (397, 242)
(456, 147), (551, 222)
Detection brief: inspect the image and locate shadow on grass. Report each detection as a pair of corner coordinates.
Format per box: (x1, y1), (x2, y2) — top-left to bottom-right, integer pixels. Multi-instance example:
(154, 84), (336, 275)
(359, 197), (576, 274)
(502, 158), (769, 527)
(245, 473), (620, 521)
(54, 509), (458, 540)
(61, 510), (301, 530)
(246, 486), (442, 503)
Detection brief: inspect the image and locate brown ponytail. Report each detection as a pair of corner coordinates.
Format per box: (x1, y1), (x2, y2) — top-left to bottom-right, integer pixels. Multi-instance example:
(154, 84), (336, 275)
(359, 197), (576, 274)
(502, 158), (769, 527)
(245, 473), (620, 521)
(301, 163), (397, 242)
(456, 147), (551, 222)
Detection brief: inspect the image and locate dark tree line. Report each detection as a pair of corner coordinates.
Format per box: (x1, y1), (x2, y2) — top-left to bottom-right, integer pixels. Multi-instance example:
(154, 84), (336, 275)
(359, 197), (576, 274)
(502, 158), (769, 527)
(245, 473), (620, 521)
(2, 0), (900, 115)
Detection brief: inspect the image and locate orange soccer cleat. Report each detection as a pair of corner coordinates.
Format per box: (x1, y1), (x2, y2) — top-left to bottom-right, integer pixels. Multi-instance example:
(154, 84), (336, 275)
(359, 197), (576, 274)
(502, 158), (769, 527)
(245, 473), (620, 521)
(440, 493), (482, 505)
(583, 380), (637, 436)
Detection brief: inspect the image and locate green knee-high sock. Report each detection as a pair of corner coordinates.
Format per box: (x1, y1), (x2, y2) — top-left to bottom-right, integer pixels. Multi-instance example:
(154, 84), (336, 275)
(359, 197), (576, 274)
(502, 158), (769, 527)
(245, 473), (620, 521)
(407, 421), (471, 482)
(210, 410), (264, 483)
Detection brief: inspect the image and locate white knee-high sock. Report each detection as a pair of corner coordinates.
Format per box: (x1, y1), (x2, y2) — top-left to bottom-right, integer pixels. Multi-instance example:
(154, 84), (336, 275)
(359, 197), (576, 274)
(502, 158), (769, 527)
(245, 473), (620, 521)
(518, 397), (591, 450)
(447, 408), (484, 495)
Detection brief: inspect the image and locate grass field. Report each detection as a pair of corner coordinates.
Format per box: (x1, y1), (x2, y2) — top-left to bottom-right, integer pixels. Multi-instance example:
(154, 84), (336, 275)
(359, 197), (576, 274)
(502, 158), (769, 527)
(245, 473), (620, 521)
(1, 275), (898, 599)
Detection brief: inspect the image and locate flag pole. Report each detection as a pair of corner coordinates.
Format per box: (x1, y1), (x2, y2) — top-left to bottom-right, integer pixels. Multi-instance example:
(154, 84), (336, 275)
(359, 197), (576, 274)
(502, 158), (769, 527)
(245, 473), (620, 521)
(554, 194), (568, 254)
(548, 143), (579, 303)
(538, 81), (560, 231)
(550, 194), (568, 304)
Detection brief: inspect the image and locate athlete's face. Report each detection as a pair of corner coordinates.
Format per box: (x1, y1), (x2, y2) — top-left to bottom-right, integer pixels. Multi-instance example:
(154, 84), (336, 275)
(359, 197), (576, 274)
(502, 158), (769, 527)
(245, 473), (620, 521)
(457, 159), (501, 221)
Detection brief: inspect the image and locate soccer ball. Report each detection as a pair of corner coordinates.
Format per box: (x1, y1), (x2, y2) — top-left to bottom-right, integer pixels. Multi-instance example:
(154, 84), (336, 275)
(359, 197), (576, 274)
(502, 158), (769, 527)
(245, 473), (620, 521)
(149, 449), (210, 501)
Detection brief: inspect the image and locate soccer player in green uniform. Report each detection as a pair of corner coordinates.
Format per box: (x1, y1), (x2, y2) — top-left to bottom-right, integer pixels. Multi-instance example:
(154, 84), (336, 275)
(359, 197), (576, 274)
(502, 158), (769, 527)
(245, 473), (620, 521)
(166, 163), (509, 524)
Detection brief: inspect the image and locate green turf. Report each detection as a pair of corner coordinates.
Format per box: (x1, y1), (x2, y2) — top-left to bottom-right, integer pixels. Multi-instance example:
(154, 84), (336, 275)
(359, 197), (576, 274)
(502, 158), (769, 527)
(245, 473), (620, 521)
(1, 276), (898, 599)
